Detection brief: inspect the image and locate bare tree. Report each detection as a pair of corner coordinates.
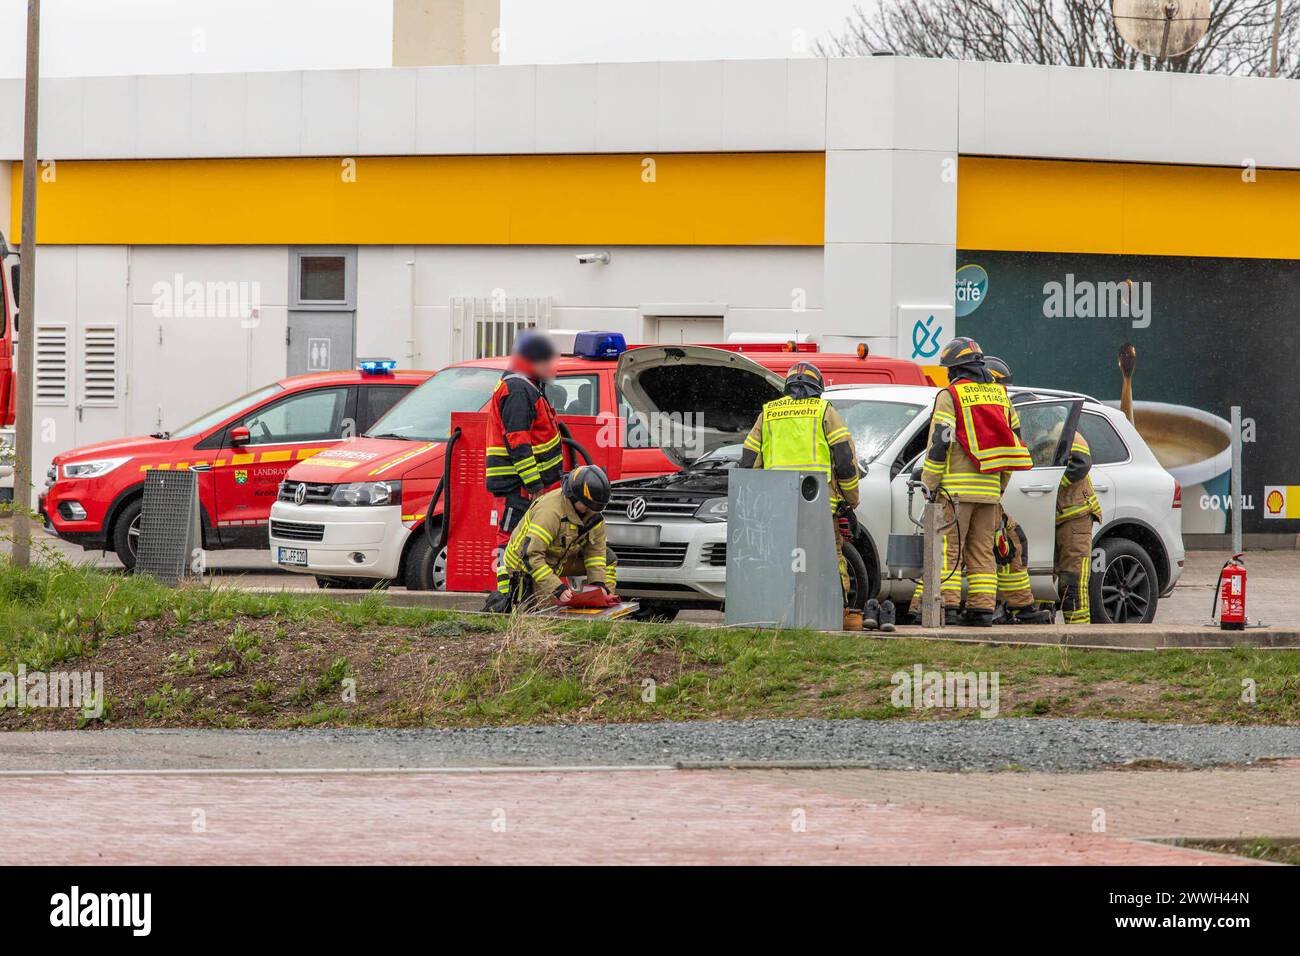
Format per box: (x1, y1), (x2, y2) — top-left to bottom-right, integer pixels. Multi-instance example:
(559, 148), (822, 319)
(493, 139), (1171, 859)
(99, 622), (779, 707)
(816, 0), (1299, 77)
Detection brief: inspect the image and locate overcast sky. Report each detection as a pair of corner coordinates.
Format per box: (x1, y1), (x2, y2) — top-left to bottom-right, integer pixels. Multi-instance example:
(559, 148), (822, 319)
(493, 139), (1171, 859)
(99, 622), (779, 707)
(0, 0), (866, 77)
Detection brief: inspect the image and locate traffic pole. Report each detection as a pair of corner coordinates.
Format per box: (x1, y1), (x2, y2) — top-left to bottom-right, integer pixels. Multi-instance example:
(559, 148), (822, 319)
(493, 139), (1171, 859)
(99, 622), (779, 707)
(12, 0), (39, 568)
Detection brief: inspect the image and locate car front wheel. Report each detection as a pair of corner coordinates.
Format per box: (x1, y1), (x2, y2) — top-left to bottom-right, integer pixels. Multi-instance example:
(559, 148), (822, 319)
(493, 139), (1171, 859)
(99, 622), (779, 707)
(404, 525), (448, 591)
(111, 499), (143, 572)
(843, 540), (870, 612)
(1089, 536), (1159, 624)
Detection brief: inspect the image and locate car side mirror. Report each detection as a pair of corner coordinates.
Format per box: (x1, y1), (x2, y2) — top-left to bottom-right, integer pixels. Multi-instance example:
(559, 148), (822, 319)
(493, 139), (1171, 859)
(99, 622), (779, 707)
(229, 425), (251, 447)
(909, 460), (924, 483)
(9, 262), (18, 300)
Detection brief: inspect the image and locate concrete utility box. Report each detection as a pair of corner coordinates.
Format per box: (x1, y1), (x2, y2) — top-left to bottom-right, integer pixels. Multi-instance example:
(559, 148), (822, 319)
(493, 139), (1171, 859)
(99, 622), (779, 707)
(136, 469), (203, 586)
(725, 469), (842, 631)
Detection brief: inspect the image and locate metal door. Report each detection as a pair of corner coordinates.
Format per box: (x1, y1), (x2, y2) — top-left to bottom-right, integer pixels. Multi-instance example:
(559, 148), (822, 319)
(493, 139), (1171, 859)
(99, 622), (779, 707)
(287, 312), (354, 376)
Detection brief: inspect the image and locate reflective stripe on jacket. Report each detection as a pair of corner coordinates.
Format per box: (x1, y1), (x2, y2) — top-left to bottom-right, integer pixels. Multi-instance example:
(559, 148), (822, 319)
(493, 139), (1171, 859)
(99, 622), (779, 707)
(485, 371), (563, 496)
(1057, 432), (1102, 523)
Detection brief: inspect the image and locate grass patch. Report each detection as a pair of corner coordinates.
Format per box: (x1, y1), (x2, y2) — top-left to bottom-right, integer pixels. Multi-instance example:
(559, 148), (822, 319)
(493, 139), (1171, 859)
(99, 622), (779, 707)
(1174, 838), (1300, 865)
(0, 560), (1299, 729)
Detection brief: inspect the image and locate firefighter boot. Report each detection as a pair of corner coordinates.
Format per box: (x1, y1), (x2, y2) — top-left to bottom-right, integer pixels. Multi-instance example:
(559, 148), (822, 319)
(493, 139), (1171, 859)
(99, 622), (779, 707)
(960, 608), (995, 627)
(862, 598), (881, 631)
(943, 606), (963, 627)
(878, 599), (897, 633)
(1010, 605), (1054, 625)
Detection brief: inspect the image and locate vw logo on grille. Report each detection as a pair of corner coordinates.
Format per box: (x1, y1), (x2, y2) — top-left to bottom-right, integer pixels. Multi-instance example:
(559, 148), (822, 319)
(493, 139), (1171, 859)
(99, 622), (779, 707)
(293, 483), (307, 506)
(625, 497), (648, 522)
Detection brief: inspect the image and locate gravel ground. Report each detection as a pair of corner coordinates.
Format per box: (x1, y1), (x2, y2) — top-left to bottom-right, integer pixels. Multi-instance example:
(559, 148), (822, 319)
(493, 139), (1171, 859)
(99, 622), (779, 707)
(3, 719), (1299, 773)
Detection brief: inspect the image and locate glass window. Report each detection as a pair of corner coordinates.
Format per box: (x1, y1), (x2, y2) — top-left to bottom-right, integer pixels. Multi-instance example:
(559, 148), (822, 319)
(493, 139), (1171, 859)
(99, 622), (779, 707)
(1077, 412), (1130, 465)
(360, 385), (412, 431)
(242, 387), (349, 444)
(171, 383), (284, 440)
(832, 399), (927, 464)
(299, 256), (347, 302)
(367, 366), (501, 442)
(1015, 401), (1074, 467)
(545, 375), (600, 416)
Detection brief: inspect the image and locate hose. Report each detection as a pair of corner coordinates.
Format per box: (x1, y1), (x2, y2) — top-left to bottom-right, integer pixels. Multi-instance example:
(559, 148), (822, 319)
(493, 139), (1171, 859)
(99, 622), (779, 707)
(424, 426), (461, 553)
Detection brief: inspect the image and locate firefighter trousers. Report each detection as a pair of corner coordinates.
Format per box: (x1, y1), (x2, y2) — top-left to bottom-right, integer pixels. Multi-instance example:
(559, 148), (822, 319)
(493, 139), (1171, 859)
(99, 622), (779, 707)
(1054, 515), (1094, 624)
(997, 514), (1034, 610)
(913, 497), (999, 612)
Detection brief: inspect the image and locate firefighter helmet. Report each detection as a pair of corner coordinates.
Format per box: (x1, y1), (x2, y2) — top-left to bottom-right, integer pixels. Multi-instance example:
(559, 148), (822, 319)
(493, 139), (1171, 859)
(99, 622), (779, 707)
(938, 337), (984, 368)
(563, 464), (612, 513)
(984, 355), (1013, 385)
(784, 361), (825, 398)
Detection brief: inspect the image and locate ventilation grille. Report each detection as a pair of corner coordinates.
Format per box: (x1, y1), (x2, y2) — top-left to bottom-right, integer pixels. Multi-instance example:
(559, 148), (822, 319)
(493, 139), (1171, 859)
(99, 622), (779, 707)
(452, 296), (551, 360)
(35, 325), (69, 405)
(81, 325), (119, 405)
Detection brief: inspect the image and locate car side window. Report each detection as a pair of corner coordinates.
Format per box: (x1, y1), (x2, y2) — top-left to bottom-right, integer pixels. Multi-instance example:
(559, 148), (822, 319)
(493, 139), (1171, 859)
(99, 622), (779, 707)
(241, 387), (350, 445)
(1014, 401), (1074, 467)
(359, 385), (411, 432)
(1077, 412), (1129, 465)
(545, 375), (600, 416)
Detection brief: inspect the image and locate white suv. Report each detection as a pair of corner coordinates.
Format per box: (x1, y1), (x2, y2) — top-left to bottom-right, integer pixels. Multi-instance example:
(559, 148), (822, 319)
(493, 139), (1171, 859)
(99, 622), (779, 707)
(607, 380), (1185, 624)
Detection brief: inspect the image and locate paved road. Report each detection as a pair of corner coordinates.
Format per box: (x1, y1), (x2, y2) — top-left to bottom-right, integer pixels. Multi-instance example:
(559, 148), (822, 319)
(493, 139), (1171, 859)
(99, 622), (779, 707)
(15, 526), (1300, 627)
(3, 762), (1289, 865)
(4, 720), (1299, 772)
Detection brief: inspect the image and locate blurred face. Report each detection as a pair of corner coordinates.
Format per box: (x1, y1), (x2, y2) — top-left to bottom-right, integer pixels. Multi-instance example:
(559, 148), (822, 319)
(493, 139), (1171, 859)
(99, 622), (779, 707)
(533, 357), (557, 381)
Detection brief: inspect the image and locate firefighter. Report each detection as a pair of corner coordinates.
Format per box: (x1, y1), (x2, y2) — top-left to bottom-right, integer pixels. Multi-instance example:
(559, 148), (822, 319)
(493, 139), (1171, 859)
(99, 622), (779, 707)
(1054, 425), (1103, 624)
(918, 338), (1033, 626)
(486, 464), (619, 612)
(485, 332), (564, 545)
(739, 361), (876, 631)
(984, 356), (1052, 625)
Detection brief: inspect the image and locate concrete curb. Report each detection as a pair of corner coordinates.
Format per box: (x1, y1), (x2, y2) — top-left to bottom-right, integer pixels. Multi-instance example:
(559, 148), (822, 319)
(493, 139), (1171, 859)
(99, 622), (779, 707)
(231, 586), (1300, 649)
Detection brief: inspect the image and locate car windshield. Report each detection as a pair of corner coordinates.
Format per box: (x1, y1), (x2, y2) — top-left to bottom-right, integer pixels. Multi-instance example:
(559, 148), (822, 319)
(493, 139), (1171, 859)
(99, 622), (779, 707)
(832, 399), (927, 463)
(366, 366), (502, 442)
(170, 383), (285, 440)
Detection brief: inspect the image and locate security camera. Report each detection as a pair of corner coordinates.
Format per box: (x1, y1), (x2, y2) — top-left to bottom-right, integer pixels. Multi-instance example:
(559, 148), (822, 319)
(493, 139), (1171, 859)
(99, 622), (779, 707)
(575, 251), (611, 265)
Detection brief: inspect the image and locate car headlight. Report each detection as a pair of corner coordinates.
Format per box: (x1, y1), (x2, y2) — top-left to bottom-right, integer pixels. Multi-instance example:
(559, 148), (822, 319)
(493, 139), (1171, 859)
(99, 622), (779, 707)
(62, 456), (131, 480)
(694, 497), (728, 522)
(330, 480), (401, 507)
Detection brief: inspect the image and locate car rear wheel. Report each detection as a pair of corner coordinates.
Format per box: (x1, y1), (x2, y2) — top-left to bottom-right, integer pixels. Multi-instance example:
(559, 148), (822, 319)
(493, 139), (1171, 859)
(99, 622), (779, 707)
(111, 499), (143, 572)
(1089, 536), (1159, 624)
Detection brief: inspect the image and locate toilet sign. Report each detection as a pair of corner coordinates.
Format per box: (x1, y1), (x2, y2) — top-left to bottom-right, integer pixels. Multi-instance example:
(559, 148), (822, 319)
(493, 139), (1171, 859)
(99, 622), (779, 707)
(308, 337), (331, 371)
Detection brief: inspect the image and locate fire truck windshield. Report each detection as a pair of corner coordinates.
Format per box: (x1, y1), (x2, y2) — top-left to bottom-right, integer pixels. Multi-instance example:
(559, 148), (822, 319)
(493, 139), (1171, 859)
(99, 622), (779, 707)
(367, 366), (500, 442)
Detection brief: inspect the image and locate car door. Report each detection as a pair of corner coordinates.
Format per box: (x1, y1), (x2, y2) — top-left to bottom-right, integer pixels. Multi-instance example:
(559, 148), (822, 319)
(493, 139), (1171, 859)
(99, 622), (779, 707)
(1074, 410), (1127, 525)
(213, 385), (356, 546)
(1001, 398), (1084, 586)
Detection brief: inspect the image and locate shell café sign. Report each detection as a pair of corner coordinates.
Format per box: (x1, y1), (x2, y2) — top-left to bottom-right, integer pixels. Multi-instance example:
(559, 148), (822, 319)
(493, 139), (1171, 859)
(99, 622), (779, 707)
(956, 264), (988, 318)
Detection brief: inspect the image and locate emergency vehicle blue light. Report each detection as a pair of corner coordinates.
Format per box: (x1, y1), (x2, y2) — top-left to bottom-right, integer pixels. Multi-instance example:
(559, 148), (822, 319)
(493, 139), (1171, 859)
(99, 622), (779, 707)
(573, 331), (627, 360)
(358, 358), (397, 375)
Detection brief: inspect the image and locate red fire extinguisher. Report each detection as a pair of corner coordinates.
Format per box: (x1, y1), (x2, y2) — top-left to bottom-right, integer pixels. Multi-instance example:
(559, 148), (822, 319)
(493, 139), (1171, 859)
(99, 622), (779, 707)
(1214, 554), (1247, 631)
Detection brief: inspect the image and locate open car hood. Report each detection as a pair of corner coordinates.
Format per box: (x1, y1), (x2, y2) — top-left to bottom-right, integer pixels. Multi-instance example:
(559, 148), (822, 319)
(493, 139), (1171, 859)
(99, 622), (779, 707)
(616, 345), (784, 468)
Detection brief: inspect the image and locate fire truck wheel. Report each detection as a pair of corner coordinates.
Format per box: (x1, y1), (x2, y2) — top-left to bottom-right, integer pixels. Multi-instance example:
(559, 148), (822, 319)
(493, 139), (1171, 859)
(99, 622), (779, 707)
(1089, 536), (1158, 625)
(112, 499), (143, 572)
(403, 531), (448, 591)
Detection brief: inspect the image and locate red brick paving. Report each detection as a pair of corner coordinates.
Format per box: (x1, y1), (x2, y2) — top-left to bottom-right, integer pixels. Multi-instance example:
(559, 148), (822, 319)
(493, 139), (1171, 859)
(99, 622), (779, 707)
(0, 769), (1257, 865)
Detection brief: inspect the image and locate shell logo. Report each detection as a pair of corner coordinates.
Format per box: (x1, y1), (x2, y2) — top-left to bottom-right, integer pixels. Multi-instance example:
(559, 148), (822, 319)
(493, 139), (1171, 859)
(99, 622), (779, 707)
(1266, 488), (1285, 516)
